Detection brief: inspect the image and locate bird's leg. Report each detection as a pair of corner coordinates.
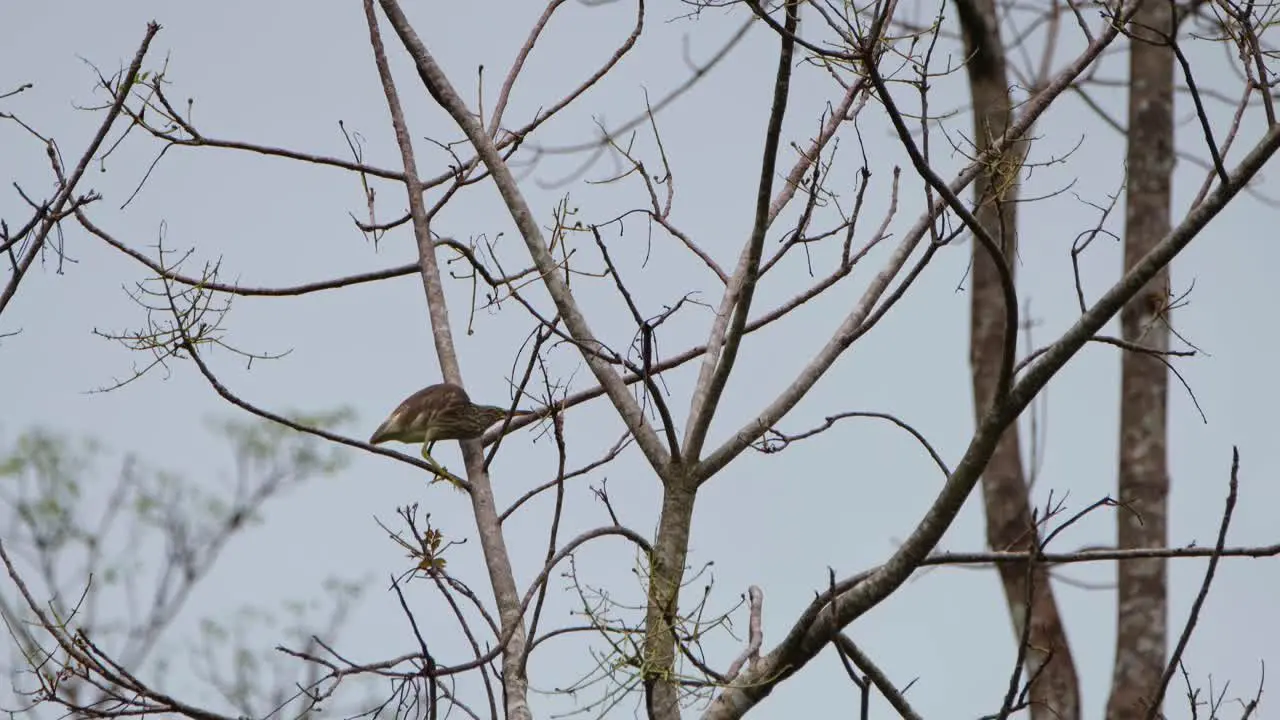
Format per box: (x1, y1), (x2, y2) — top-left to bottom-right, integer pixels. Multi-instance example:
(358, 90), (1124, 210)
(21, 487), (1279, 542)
(421, 440), (437, 460)
(420, 440), (445, 473)
(420, 440), (465, 491)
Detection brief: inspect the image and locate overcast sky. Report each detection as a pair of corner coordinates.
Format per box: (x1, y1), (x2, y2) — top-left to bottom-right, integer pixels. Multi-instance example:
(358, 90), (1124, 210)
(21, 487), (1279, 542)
(3, 2), (1278, 718)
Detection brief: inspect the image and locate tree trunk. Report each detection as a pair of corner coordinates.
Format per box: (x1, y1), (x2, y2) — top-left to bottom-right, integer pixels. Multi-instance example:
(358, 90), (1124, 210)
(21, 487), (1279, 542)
(1107, 1), (1174, 716)
(957, 0), (1081, 717)
(643, 481), (697, 720)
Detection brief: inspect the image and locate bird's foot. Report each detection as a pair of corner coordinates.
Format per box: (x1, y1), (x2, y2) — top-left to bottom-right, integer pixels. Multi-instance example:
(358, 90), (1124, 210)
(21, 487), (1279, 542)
(422, 454), (467, 492)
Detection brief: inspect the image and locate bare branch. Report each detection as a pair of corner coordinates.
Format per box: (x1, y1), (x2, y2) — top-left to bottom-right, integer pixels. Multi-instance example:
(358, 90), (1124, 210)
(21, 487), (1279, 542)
(1144, 448), (1241, 720)
(722, 586), (762, 683)
(833, 634), (922, 720)
(0, 23), (161, 318)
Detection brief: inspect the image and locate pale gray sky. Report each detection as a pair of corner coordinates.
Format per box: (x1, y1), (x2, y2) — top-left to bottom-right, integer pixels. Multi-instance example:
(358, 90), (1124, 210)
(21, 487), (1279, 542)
(3, 2), (1278, 718)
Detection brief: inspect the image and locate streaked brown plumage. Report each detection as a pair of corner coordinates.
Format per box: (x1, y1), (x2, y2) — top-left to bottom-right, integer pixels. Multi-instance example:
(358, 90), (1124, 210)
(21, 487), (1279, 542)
(369, 383), (529, 463)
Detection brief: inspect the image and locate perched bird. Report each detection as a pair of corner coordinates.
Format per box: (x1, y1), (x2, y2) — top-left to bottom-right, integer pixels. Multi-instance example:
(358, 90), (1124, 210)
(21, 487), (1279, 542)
(369, 383), (531, 468)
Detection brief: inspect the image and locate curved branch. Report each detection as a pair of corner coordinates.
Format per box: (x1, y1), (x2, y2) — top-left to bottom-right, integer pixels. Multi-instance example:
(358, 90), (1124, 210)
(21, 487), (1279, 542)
(761, 410), (951, 478)
(179, 335), (448, 477)
(861, 41), (1018, 404)
(532, 17), (754, 155)
(77, 211), (420, 296)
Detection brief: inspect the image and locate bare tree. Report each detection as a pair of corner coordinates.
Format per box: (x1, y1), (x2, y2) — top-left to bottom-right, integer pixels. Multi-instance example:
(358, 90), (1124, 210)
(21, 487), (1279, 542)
(0, 417), (358, 718)
(3, 2), (1278, 719)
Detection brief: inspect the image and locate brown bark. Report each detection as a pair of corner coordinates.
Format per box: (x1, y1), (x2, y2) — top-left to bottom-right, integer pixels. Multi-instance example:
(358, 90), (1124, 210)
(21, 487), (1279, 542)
(956, 0), (1081, 717)
(1107, 1), (1174, 717)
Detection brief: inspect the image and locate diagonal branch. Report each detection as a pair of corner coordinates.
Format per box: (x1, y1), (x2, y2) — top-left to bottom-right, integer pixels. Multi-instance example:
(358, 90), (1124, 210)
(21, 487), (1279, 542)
(833, 634), (922, 720)
(1143, 448), (1239, 720)
(0, 23), (161, 318)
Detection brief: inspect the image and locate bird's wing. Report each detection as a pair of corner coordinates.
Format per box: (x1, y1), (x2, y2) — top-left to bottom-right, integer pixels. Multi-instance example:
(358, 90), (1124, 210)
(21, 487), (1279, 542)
(370, 383), (471, 444)
(431, 383), (471, 415)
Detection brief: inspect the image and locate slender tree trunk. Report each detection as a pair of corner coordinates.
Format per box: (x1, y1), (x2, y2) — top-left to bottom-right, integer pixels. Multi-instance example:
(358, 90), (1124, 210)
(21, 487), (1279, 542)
(644, 480), (697, 720)
(957, 0), (1081, 717)
(365, 4), (532, 717)
(1107, 1), (1174, 716)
